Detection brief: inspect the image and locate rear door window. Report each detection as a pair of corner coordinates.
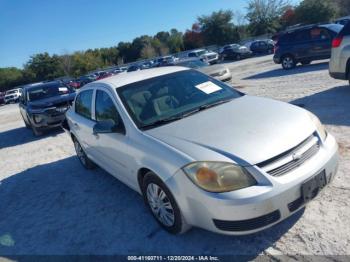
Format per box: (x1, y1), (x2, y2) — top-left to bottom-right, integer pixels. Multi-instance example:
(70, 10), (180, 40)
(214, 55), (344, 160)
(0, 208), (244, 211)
(294, 30), (311, 42)
(310, 28), (331, 40)
(75, 90), (93, 119)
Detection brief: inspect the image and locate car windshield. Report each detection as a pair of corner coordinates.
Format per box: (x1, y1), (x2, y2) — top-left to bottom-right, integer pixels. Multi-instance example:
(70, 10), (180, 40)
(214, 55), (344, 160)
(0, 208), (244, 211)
(117, 70), (243, 129)
(27, 82), (74, 101)
(176, 60), (208, 69)
(196, 50), (206, 56)
(230, 44), (240, 49)
(6, 90), (18, 95)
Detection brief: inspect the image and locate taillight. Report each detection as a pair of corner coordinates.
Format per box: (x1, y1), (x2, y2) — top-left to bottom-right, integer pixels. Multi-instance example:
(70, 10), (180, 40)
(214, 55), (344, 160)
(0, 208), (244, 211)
(332, 36), (343, 48)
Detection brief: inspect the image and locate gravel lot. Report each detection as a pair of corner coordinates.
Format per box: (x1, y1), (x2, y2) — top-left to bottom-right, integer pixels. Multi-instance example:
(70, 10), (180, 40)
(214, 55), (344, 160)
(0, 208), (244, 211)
(0, 55), (349, 258)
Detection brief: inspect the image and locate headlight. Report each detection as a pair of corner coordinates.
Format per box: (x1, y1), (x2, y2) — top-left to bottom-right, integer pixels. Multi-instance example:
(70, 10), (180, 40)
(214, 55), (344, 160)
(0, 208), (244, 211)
(33, 114), (44, 123)
(182, 162), (256, 193)
(308, 112), (327, 141)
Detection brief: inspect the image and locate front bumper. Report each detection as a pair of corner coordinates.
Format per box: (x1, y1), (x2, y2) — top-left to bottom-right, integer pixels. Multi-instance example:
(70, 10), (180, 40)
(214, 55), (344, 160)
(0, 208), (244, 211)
(166, 133), (338, 235)
(4, 96), (19, 103)
(29, 112), (66, 129)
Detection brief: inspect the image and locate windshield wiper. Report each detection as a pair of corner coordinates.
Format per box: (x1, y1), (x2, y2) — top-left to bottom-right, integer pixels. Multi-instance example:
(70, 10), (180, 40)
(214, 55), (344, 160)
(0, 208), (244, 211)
(180, 98), (233, 118)
(140, 115), (185, 129)
(140, 98), (233, 129)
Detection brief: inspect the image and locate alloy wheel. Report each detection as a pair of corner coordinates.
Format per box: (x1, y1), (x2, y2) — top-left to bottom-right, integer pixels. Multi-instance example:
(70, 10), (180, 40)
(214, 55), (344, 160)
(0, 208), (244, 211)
(74, 140), (86, 166)
(146, 183), (175, 227)
(282, 56), (295, 69)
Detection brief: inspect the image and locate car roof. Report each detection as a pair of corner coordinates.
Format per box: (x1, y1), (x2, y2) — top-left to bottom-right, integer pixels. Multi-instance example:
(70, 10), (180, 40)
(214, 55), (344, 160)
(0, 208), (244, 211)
(23, 81), (61, 90)
(283, 23), (340, 33)
(91, 66), (189, 89)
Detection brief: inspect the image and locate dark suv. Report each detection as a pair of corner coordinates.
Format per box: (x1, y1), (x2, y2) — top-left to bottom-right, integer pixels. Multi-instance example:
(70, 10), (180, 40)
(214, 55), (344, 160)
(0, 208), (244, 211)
(19, 81), (76, 136)
(274, 24), (343, 69)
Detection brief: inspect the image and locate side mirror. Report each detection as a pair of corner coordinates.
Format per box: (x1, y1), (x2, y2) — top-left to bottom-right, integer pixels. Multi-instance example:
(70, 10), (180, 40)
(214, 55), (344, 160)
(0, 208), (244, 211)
(93, 119), (125, 134)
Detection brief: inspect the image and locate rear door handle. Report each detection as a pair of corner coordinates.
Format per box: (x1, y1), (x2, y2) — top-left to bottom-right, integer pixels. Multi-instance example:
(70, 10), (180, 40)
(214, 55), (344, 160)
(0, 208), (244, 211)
(73, 123), (80, 129)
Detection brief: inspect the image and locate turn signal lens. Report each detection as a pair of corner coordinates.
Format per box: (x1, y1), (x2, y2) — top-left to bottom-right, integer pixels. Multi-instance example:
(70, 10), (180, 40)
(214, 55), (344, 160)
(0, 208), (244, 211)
(196, 167), (218, 184)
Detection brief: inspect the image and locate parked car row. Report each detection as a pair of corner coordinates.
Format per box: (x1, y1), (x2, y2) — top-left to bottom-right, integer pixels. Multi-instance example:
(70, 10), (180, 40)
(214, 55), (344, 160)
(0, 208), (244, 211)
(52, 41), (276, 93)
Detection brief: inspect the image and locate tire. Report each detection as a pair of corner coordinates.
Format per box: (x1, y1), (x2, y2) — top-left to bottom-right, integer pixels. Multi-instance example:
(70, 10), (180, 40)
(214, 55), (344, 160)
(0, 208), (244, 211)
(73, 138), (96, 169)
(32, 126), (43, 136)
(142, 172), (190, 234)
(281, 55), (296, 70)
(301, 60), (311, 65)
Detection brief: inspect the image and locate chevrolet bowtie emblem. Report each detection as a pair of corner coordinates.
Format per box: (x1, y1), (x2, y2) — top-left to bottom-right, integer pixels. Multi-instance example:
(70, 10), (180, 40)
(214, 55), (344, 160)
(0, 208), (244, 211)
(292, 152), (303, 161)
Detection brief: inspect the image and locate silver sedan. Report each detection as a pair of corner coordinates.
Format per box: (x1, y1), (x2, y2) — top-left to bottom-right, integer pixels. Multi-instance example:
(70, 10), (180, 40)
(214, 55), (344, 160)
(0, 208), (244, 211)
(64, 67), (338, 235)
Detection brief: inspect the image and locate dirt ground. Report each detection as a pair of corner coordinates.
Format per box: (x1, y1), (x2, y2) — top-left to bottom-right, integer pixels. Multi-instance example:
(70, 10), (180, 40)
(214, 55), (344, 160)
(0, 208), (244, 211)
(0, 55), (349, 258)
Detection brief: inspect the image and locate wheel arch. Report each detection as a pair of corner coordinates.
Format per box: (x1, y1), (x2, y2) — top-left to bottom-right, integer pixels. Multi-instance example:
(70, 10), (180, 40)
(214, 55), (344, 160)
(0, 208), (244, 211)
(137, 167), (153, 192)
(281, 53), (296, 61)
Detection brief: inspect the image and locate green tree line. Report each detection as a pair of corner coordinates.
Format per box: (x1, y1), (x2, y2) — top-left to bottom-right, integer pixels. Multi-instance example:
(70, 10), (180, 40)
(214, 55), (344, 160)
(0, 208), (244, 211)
(1, 0), (348, 92)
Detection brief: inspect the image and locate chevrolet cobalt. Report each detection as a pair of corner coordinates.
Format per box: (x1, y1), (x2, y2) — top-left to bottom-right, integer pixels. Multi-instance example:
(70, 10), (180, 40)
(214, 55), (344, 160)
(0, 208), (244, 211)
(63, 67), (338, 235)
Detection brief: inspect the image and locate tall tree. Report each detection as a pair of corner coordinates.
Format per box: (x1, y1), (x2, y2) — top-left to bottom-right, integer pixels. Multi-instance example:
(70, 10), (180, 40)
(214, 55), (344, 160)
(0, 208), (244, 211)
(167, 29), (184, 53)
(197, 10), (239, 45)
(334, 0), (350, 17)
(60, 53), (74, 76)
(246, 0), (290, 35)
(25, 53), (63, 81)
(0, 67), (24, 92)
(294, 0), (337, 24)
(183, 23), (204, 50)
(140, 43), (157, 59)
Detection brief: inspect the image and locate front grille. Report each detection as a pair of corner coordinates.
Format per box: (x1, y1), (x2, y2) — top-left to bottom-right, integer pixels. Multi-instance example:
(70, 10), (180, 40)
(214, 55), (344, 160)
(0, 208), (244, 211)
(213, 210), (281, 232)
(257, 133), (320, 177)
(44, 102), (70, 116)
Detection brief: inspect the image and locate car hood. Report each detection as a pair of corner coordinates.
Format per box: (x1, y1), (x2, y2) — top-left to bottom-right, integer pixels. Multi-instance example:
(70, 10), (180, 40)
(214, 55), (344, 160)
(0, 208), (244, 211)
(146, 96), (315, 166)
(197, 64), (228, 75)
(28, 93), (76, 109)
(203, 52), (218, 57)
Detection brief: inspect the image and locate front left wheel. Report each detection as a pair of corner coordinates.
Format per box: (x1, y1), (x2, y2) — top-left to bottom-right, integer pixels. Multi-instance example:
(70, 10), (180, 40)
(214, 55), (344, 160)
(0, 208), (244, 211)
(73, 138), (96, 169)
(142, 172), (190, 234)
